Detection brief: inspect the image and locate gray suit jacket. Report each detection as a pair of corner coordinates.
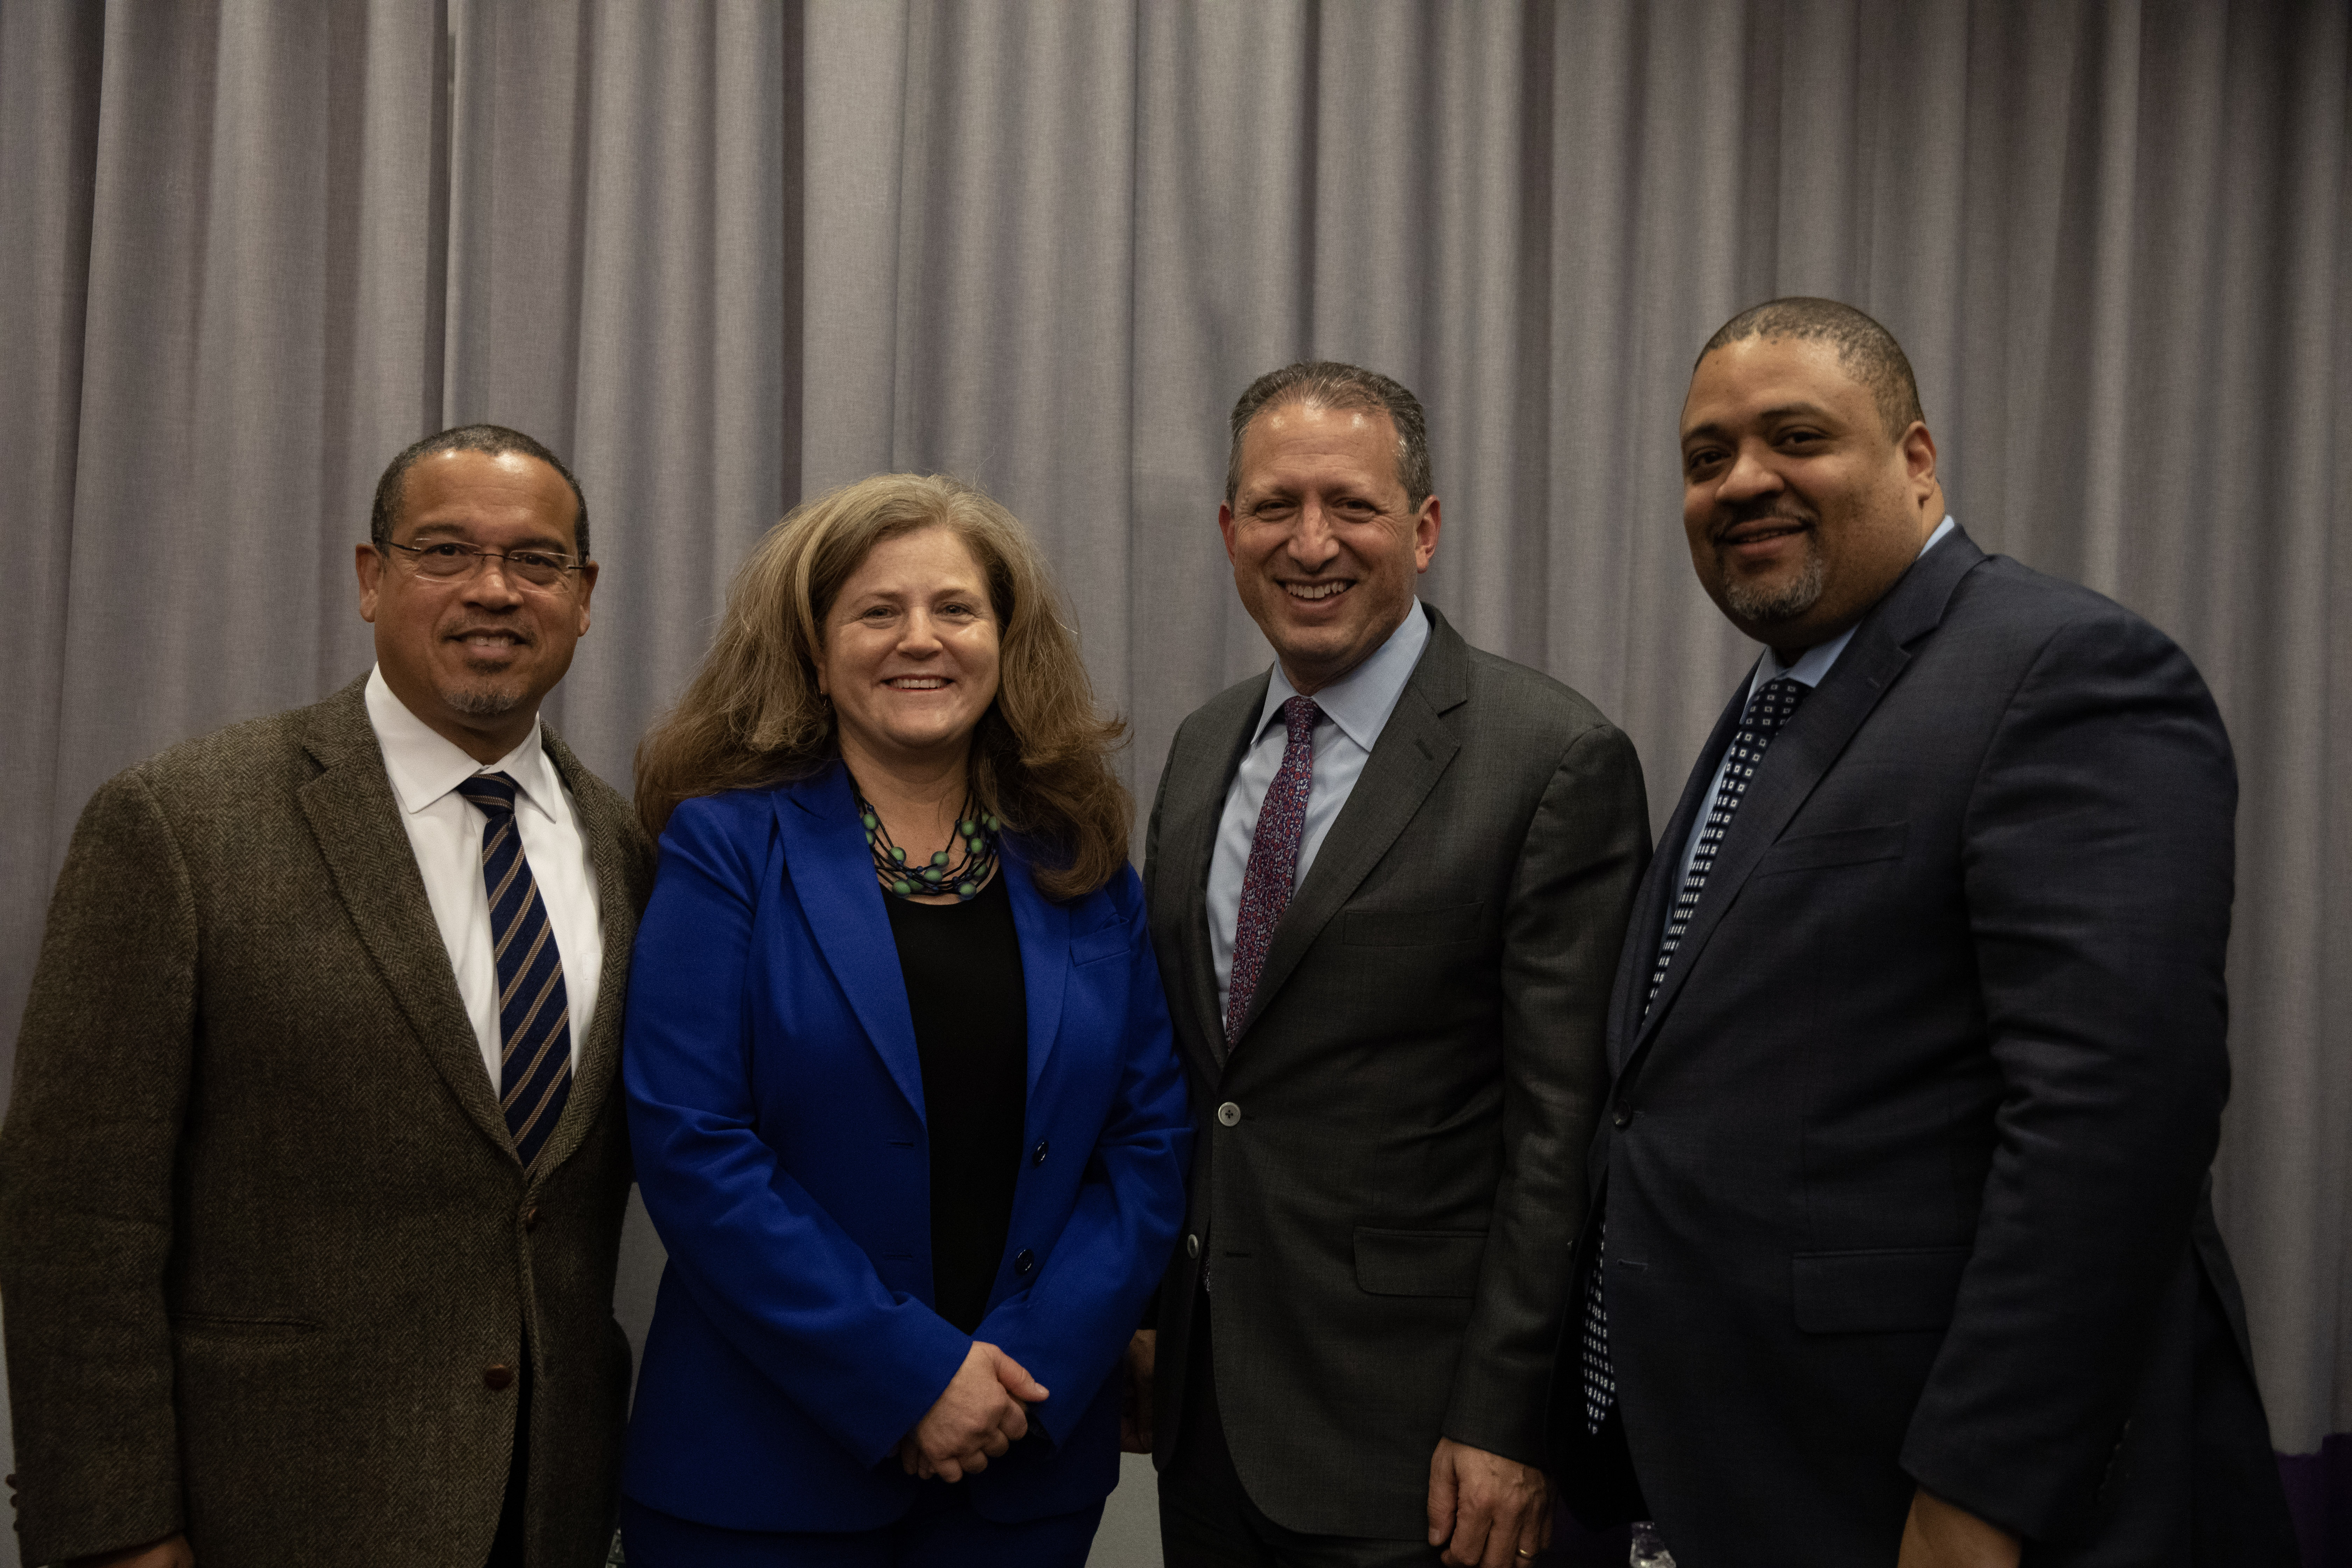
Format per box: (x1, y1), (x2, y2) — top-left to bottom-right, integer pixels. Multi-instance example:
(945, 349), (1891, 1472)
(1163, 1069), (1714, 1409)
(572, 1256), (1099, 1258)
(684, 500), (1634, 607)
(1143, 606), (1649, 1539)
(0, 677), (655, 1568)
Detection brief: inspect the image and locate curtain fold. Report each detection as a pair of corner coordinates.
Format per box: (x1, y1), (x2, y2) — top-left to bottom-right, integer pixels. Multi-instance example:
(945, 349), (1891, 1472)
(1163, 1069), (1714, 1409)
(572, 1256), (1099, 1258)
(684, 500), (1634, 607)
(1, 8), (2345, 1542)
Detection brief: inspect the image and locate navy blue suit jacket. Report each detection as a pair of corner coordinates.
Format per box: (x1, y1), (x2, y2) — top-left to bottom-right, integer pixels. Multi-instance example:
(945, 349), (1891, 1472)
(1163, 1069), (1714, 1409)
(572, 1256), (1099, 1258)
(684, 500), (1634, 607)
(1560, 528), (2295, 1563)
(620, 764), (1191, 1531)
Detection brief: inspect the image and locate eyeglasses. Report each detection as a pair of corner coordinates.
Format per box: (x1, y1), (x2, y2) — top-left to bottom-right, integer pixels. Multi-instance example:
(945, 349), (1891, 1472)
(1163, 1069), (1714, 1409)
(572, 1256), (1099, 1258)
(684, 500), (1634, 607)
(381, 539), (586, 591)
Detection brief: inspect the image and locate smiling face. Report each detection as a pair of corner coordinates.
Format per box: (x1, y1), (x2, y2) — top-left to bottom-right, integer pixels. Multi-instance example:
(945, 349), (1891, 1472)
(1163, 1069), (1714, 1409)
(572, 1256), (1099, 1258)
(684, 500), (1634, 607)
(1679, 335), (1944, 657)
(356, 448), (597, 762)
(815, 525), (1003, 778)
(1219, 401), (1440, 694)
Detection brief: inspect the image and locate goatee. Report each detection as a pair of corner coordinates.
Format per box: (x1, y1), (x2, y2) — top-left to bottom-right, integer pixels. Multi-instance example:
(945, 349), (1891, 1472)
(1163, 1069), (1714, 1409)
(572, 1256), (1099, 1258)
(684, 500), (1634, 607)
(1721, 540), (1826, 625)
(446, 685), (525, 718)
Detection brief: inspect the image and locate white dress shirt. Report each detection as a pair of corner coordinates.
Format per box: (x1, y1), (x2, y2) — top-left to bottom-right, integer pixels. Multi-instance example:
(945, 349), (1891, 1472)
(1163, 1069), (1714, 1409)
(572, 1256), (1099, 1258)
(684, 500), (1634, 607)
(1208, 601), (1433, 1021)
(364, 666), (601, 1087)
(1665, 515), (1958, 921)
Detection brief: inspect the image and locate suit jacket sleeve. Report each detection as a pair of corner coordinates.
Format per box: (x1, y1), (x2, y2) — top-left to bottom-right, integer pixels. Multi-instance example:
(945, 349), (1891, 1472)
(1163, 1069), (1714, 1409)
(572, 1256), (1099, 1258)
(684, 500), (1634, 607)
(973, 868), (1192, 1446)
(0, 771), (197, 1561)
(1444, 720), (1650, 1463)
(623, 797), (973, 1466)
(1899, 614), (2237, 1539)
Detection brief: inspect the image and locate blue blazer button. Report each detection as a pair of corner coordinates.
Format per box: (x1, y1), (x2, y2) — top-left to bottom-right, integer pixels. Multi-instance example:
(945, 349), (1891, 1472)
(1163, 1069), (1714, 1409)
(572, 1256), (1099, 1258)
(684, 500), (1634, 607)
(1013, 1248), (1036, 1275)
(1032, 1139), (1049, 1166)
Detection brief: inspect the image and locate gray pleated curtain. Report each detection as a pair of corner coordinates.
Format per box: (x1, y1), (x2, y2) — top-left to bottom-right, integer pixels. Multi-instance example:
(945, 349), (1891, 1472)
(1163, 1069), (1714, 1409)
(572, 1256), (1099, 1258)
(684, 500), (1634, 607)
(2, 2), (2346, 1557)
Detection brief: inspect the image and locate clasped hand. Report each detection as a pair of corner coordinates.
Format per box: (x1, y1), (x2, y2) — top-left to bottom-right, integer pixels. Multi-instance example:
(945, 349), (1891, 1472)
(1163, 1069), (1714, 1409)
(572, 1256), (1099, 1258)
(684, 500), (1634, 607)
(897, 1340), (1048, 1482)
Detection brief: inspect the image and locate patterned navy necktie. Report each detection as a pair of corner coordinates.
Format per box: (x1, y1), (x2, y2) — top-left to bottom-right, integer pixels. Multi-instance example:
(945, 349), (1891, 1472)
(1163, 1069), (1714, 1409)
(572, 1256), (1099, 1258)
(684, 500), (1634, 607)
(455, 773), (573, 1174)
(1582, 676), (1813, 1434)
(1226, 697), (1322, 1046)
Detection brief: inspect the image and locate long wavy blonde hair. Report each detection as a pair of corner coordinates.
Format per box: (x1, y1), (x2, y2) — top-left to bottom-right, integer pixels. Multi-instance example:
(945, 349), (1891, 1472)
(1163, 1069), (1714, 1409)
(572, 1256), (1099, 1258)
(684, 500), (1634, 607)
(634, 474), (1131, 901)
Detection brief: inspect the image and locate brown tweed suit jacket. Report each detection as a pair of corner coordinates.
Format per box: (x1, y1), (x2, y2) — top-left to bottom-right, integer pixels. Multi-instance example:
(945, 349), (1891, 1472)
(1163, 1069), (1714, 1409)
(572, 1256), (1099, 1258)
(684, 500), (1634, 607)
(0, 678), (655, 1568)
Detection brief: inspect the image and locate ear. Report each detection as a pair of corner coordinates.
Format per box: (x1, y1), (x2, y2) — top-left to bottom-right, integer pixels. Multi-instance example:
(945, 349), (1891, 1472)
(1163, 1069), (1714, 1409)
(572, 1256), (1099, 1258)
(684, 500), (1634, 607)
(357, 543), (385, 623)
(1217, 501), (1240, 565)
(1899, 420), (1938, 493)
(571, 560), (599, 635)
(1412, 495), (1441, 573)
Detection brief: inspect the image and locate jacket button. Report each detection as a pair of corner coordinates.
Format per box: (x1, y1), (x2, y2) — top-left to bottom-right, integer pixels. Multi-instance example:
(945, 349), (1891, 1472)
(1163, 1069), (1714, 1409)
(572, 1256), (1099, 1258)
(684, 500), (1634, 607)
(483, 1364), (515, 1391)
(522, 1205), (541, 1231)
(1031, 1139), (1049, 1166)
(1216, 1102), (1241, 1127)
(1013, 1249), (1036, 1276)
(1185, 1233), (1200, 1259)
(1612, 1108), (1632, 1129)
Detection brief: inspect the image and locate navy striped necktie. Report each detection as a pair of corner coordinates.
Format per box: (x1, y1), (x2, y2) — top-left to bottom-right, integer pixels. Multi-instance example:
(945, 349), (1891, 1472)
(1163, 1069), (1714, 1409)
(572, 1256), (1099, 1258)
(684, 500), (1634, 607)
(455, 772), (572, 1174)
(1581, 675), (1813, 1436)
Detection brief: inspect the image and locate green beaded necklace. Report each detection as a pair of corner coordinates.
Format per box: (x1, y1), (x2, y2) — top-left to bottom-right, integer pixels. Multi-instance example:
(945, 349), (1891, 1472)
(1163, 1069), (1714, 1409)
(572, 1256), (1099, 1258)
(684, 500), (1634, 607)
(857, 785), (1002, 901)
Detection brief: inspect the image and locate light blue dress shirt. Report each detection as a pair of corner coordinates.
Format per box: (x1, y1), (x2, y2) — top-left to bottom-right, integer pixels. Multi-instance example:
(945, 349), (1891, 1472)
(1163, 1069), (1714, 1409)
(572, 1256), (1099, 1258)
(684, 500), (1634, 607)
(1208, 600), (1433, 1023)
(1665, 516), (1957, 924)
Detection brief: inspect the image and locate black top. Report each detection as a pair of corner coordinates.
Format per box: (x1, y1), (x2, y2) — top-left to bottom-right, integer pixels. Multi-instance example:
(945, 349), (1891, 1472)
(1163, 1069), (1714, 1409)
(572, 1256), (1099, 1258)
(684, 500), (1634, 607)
(882, 871), (1028, 1335)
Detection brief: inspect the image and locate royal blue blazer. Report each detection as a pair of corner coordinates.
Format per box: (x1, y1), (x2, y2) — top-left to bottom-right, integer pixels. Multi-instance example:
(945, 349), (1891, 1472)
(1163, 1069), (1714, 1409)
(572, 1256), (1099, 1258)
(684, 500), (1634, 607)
(620, 764), (1192, 1531)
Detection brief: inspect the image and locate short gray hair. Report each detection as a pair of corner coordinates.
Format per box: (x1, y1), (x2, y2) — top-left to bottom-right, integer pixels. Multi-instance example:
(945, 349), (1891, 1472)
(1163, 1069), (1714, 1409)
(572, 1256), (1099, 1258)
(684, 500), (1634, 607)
(1224, 361), (1433, 509)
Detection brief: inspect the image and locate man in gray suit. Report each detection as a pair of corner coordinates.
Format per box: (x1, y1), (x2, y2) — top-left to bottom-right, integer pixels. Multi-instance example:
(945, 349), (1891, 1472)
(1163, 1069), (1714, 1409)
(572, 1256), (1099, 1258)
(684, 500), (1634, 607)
(1139, 363), (1650, 1567)
(1, 427), (653, 1568)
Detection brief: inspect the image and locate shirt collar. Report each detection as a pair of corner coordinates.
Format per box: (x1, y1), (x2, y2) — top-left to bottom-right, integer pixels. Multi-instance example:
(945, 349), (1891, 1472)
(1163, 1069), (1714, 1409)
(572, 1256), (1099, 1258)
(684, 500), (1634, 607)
(1257, 598), (1432, 750)
(1756, 515), (1957, 692)
(364, 665), (561, 823)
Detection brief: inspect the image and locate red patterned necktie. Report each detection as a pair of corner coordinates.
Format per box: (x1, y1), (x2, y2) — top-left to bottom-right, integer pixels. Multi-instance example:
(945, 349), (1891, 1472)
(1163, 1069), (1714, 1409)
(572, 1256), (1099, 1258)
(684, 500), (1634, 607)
(1226, 696), (1322, 1046)
(455, 773), (573, 1172)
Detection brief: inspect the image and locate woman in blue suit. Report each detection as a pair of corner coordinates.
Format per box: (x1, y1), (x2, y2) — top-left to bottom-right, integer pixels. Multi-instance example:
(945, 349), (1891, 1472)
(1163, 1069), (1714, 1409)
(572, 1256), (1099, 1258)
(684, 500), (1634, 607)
(620, 474), (1191, 1565)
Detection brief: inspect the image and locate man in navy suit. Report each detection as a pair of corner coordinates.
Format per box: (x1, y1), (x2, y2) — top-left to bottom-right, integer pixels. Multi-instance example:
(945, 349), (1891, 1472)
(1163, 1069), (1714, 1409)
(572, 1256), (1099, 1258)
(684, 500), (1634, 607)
(1558, 299), (2299, 1565)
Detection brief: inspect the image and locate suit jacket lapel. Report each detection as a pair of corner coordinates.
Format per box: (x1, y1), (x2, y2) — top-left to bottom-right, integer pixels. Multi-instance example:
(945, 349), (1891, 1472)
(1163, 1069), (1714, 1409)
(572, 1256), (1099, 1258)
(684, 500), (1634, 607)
(524, 727), (637, 1185)
(296, 683), (516, 1160)
(1002, 852), (1071, 1098)
(1230, 609), (1467, 1046)
(1606, 679), (1750, 1070)
(778, 765), (930, 1121)
(1162, 676), (1269, 1078)
(1635, 529), (1989, 1045)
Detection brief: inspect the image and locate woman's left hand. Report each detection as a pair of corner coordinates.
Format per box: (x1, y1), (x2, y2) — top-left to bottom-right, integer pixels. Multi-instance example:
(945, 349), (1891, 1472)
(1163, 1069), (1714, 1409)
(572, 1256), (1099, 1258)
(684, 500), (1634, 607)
(897, 1339), (1048, 1481)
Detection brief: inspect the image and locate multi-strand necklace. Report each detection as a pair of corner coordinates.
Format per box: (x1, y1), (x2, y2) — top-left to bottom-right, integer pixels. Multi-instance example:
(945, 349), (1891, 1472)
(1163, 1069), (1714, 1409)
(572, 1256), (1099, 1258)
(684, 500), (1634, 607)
(857, 785), (1001, 901)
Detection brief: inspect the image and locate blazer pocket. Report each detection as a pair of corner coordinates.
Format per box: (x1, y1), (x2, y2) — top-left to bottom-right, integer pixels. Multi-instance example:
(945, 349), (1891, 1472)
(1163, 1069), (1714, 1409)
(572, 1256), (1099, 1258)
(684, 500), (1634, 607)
(1342, 902), (1484, 947)
(1754, 820), (1909, 877)
(1791, 1246), (1970, 1334)
(1070, 925), (1128, 966)
(1354, 1227), (1488, 1297)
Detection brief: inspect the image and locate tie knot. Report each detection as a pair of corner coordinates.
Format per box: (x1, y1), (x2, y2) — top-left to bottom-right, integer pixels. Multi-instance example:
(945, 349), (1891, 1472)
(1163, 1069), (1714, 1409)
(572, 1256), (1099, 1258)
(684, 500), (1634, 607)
(1743, 677), (1810, 737)
(456, 772), (520, 818)
(1281, 696), (1322, 743)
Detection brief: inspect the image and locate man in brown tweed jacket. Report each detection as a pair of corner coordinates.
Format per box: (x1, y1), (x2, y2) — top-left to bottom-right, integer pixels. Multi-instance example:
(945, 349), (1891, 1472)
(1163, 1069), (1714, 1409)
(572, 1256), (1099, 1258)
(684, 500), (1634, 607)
(0, 427), (654, 1568)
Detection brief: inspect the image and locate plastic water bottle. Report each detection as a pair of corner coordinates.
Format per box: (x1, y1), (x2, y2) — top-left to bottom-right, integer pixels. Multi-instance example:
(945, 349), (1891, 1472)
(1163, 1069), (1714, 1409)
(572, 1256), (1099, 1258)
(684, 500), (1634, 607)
(1629, 1519), (1676, 1567)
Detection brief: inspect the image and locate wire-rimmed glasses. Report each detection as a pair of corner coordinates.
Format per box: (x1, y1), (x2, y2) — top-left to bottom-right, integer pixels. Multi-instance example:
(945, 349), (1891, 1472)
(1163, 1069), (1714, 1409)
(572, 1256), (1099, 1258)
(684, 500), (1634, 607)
(380, 539), (587, 591)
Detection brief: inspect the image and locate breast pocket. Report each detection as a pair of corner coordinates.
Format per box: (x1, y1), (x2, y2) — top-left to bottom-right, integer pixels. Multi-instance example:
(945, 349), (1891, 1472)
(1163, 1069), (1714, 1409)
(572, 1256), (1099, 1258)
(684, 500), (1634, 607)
(1341, 901), (1484, 947)
(1753, 821), (1909, 877)
(1070, 924), (1128, 966)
